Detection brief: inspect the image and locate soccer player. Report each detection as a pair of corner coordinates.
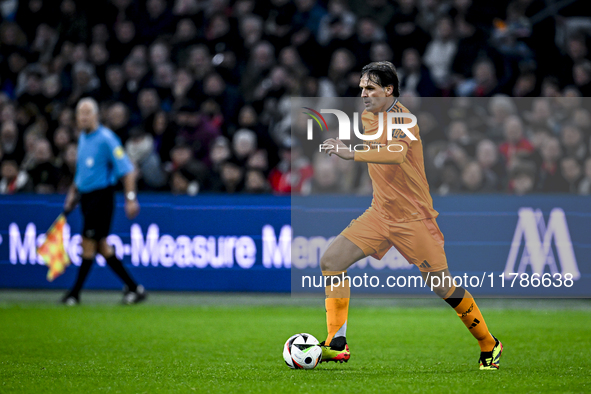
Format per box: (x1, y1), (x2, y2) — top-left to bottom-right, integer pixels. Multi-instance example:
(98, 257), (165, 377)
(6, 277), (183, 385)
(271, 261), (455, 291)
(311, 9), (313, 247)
(62, 97), (146, 305)
(319, 62), (502, 370)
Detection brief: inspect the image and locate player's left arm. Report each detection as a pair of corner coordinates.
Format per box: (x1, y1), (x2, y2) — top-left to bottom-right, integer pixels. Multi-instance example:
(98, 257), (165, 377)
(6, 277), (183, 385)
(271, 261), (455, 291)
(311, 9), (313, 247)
(105, 133), (140, 219)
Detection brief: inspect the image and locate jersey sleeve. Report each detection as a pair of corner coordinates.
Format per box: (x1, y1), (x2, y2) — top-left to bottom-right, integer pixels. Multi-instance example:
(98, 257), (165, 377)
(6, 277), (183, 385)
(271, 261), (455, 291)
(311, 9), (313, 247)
(105, 131), (134, 178)
(354, 111), (417, 164)
(354, 141), (408, 164)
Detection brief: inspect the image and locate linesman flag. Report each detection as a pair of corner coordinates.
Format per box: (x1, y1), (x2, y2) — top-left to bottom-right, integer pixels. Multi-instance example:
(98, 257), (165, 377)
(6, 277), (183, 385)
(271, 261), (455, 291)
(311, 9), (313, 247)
(37, 214), (71, 281)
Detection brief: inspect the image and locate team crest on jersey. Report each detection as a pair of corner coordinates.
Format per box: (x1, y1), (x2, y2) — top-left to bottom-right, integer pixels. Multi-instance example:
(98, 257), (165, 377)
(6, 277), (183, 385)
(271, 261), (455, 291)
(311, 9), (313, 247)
(114, 146), (125, 159)
(85, 157), (94, 167)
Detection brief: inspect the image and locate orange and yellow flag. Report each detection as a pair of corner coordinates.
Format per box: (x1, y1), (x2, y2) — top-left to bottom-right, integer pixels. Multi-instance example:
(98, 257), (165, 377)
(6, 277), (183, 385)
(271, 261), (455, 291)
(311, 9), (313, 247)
(37, 214), (71, 282)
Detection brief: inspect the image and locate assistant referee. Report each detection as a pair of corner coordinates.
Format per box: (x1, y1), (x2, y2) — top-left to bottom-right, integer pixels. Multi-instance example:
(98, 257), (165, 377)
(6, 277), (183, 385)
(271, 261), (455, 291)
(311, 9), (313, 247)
(62, 97), (146, 305)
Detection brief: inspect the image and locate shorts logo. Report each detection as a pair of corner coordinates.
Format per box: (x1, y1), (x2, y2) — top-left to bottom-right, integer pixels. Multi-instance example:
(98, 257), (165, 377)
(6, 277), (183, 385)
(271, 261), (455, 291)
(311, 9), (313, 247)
(86, 157), (94, 167)
(461, 302), (474, 318)
(114, 146), (125, 159)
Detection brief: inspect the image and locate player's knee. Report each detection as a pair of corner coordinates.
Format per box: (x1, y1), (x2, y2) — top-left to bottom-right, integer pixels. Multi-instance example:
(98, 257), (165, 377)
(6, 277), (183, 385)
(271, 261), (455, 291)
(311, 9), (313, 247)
(81, 238), (97, 259)
(428, 277), (452, 298)
(320, 249), (343, 272)
(97, 240), (113, 258)
(319, 254), (334, 272)
(431, 284), (451, 298)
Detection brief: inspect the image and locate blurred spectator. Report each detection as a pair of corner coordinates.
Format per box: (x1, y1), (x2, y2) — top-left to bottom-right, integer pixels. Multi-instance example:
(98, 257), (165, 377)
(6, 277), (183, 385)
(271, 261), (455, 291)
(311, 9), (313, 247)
(202, 72), (241, 126)
(125, 127), (167, 190)
(476, 139), (504, 191)
(561, 33), (590, 86)
(560, 156), (582, 193)
(560, 124), (587, 161)
(0, 121), (24, 163)
(573, 60), (591, 97)
(217, 157), (245, 193)
(68, 62), (100, 106)
(170, 168), (199, 195)
(209, 136), (231, 171)
(56, 142), (76, 193)
(20, 130), (41, 171)
(52, 126), (72, 158)
(57, 0), (88, 44)
(423, 16), (457, 89)
(0, 159), (33, 194)
(28, 138), (60, 193)
(460, 161), (495, 193)
(512, 72), (537, 97)
(317, 0), (356, 46)
(498, 115), (534, 170)
(174, 103), (221, 165)
(385, 0), (430, 65)
(242, 41), (275, 103)
(451, 17), (492, 79)
(509, 160), (536, 195)
(245, 169), (270, 193)
(138, 0), (175, 43)
(136, 88), (161, 121)
(578, 157), (591, 195)
(399, 48), (438, 97)
(89, 43), (110, 81)
(321, 49), (356, 97)
(147, 110), (175, 163)
(240, 14), (265, 51)
(436, 161), (462, 196)
(99, 65), (127, 102)
(106, 102), (130, 143)
(167, 143), (208, 191)
(537, 137), (569, 193)
(269, 139), (312, 194)
(292, 0), (327, 38)
(486, 95), (517, 142)
(541, 77), (562, 97)
(310, 156), (340, 194)
(15, 0), (48, 42)
(232, 129), (257, 164)
(349, 0), (394, 29)
(525, 98), (558, 131)
(369, 41), (393, 63)
(247, 149), (270, 175)
(456, 58), (500, 97)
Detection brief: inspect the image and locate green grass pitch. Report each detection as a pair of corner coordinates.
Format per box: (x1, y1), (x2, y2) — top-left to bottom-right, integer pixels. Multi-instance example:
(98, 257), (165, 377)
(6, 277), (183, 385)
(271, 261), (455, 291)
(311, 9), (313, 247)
(0, 292), (589, 393)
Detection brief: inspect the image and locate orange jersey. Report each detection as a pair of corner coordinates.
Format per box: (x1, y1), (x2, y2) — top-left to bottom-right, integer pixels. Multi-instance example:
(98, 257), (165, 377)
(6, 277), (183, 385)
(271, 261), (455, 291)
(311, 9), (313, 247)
(353, 100), (438, 223)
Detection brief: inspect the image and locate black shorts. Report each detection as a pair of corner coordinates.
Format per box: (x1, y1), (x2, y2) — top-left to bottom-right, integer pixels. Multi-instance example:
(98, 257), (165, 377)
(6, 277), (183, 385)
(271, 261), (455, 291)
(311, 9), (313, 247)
(80, 186), (115, 241)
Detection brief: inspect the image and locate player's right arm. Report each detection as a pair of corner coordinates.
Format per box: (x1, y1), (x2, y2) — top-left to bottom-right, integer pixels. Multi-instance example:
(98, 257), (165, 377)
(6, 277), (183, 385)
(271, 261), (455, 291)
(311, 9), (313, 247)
(64, 184), (79, 214)
(353, 140), (409, 164)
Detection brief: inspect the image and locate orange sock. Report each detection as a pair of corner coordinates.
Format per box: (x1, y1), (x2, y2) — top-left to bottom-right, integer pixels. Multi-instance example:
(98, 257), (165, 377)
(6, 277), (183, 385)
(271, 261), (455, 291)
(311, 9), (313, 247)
(323, 271), (350, 346)
(444, 286), (496, 352)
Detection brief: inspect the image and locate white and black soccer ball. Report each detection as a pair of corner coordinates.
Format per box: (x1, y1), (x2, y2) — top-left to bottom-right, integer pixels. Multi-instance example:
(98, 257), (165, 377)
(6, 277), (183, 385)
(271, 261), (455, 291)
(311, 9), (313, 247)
(283, 333), (322, 369)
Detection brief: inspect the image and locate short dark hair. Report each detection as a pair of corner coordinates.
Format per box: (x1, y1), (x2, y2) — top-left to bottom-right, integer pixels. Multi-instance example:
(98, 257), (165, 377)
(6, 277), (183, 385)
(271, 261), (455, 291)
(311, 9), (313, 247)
(361, 61), (400, 97)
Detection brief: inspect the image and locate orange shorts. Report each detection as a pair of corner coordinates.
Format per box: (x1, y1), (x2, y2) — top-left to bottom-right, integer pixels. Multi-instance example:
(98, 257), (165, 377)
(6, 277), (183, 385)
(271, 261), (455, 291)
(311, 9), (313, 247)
(341, 206), (448, 272)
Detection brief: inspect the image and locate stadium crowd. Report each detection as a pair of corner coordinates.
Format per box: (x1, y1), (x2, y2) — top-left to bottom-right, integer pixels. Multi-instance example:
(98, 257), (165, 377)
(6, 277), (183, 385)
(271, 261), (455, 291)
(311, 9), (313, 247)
(0, 0), (589, 196)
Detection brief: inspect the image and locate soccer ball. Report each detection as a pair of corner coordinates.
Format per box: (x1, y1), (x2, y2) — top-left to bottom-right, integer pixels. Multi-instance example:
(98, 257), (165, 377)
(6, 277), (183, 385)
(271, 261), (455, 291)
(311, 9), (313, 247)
(283, 333), (322, 369)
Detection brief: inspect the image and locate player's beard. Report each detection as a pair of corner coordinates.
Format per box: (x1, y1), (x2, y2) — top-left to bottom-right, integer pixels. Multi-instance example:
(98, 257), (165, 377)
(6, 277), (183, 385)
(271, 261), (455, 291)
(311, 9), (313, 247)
(364, 97), (389, 114)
